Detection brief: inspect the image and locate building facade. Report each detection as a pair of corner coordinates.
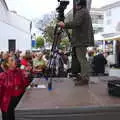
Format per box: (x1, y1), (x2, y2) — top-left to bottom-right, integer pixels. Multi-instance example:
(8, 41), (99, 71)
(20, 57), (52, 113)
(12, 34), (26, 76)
(90, 8), (104, 34)
(102, 1), (120, 34)
(0, 0), (32, 52)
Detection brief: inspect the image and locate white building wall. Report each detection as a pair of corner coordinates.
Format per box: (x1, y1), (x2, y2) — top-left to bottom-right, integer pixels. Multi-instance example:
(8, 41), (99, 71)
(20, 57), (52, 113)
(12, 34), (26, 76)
(0, 21), (31, 51)
(104, 6), (120, 33)
(8, 12), (31, 33)
(0, 0), (31, 52)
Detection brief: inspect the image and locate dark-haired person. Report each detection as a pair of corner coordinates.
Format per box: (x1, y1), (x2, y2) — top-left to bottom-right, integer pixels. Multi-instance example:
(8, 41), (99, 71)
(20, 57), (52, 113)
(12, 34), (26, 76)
(58, 0), (94, 85)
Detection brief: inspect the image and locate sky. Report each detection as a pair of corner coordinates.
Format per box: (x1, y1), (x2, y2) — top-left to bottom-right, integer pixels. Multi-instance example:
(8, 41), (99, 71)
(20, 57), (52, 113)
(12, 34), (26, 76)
(6, 0), (120, 20)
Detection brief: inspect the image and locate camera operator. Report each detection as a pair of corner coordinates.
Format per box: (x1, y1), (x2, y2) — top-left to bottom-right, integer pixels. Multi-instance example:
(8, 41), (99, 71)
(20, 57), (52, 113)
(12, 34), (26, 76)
(58, 0), (94, 85)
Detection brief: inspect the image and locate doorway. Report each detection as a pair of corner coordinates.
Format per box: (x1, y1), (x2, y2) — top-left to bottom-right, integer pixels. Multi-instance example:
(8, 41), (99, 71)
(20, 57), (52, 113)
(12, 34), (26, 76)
(8, 39), (16, 52)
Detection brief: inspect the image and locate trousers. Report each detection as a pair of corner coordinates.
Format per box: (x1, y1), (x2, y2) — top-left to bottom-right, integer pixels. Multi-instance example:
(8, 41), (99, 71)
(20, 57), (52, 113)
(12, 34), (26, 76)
(74, 47), (90, 76)
(2, 95), (23, 120)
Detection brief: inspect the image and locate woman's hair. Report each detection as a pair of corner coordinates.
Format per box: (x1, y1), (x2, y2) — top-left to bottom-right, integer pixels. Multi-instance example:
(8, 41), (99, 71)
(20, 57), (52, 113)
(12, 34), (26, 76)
(1, 59), (9, 70)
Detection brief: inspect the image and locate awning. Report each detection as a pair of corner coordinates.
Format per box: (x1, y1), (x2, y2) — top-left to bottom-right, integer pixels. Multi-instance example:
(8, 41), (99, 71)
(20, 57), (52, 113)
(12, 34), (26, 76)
(103, 34), (120, 41)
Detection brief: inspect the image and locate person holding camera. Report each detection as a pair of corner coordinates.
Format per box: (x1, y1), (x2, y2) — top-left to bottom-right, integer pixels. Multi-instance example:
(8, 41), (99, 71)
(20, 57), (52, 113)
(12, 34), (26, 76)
(58, 0), (94, 85)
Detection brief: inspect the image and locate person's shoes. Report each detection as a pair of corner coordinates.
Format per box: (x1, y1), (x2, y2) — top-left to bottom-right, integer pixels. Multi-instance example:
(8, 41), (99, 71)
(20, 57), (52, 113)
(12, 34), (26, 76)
(74, 75), (89, 86)
(69, 73), (78, 78)
(75, 80), (89, 86)
(82, 76), (89, 84)
(73, 74), (82, 81)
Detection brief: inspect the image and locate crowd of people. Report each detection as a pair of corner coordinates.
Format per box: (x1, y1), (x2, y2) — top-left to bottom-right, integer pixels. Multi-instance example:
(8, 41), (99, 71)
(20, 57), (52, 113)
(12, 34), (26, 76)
(87, 49), (112, 76)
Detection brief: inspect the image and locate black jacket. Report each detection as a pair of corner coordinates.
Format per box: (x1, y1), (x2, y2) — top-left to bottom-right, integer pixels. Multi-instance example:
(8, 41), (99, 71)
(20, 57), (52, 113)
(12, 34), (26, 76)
(92, 54), (107, 74)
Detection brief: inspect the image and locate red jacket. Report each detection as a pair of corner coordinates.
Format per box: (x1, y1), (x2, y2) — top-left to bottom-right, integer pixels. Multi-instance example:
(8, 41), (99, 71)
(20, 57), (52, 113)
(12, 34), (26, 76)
(0, 68), (29, 112)
(21, 59), (28, 67)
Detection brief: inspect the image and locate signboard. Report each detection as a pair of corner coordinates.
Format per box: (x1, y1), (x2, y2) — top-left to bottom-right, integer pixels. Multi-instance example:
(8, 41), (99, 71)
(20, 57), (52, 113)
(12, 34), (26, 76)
(32, 40), (36, 48)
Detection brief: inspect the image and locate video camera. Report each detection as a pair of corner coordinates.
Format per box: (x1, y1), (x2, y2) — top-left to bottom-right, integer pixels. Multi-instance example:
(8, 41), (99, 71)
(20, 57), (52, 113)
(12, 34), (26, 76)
(56, 0), (69, 21)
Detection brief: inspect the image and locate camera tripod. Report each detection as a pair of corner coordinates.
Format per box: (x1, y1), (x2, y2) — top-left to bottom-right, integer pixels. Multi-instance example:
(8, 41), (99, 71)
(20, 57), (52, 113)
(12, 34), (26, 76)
(47, 24), (72, 89)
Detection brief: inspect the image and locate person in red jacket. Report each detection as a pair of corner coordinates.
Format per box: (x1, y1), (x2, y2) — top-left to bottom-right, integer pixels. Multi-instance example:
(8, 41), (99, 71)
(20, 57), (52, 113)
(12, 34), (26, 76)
(0, 56), (29, 120)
